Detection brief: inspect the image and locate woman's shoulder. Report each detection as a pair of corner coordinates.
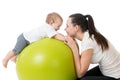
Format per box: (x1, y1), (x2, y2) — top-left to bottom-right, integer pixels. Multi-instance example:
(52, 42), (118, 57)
(82, 31), (95, 43)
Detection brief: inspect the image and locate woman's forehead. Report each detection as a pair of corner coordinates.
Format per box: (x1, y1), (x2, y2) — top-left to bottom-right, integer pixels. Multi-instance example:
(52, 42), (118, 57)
(67, 18), (71, 24)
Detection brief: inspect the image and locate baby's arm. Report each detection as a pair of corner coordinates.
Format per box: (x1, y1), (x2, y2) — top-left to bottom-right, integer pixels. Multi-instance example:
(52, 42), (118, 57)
(53, 33), (65, 42)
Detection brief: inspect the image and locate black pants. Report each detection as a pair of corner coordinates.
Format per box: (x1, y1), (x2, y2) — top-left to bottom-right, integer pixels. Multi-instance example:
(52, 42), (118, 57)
(77, 66), (117, 80)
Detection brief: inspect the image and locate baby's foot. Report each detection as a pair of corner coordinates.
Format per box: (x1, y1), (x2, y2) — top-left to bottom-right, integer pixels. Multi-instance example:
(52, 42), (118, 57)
(2, 59), (8, 68)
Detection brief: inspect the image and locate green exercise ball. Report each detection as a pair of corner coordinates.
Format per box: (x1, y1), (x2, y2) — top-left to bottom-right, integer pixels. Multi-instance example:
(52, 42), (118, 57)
(16, 38), (77, 80)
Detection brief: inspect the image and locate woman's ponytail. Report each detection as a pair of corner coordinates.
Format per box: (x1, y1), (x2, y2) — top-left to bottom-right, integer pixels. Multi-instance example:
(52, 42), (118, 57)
(85, 15), (97, 37)
(85, 15), (109, 51)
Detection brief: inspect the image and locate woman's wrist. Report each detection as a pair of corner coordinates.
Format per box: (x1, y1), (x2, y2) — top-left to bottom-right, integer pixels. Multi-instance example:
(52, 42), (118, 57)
(72, 45), (79, 55)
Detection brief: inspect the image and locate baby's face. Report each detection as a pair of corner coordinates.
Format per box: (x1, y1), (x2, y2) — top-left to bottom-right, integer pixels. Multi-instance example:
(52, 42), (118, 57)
(51, 21), (62, 31)
(54, 23), (62, 31)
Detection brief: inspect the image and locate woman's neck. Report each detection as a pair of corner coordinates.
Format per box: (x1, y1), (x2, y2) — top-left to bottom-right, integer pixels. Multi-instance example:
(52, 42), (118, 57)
(75, 31), (84, 41)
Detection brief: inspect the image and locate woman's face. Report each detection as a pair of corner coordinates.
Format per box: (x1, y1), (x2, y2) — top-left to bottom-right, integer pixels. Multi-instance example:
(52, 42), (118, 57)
(65, 18), (77, 37)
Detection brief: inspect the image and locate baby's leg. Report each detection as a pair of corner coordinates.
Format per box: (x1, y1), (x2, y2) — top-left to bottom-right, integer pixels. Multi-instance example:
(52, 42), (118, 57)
(2, 50), (15, 68)
(11, 55), (17, 63)
(12, 33), (29, 61)
(3, 33), (29, 68)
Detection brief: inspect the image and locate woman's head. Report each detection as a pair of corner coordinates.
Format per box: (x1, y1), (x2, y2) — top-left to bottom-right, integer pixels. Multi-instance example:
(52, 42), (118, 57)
(65, 13), (109, 51)
(69, 13), (88, 32)
(65, 13), (89, 37)
(65, 13), (98, 37)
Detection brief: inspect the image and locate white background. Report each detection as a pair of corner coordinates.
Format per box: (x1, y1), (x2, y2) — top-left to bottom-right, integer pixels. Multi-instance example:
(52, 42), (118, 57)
(0, 0), (120, 80)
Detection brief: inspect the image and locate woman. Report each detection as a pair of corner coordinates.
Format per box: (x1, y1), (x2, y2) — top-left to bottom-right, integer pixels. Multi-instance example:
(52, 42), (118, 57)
(65, 13), (120, 80)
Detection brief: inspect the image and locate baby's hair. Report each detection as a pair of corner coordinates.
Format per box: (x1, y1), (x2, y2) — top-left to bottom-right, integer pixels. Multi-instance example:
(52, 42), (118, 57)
(46, 12), (63, 24)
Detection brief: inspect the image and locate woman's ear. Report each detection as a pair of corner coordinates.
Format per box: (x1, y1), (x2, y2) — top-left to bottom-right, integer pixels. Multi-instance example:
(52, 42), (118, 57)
(75, 25), (80, 31)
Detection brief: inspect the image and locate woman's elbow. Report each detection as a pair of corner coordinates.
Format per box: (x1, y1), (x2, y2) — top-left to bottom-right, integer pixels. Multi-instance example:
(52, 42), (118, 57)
(77, 70), (86, 78)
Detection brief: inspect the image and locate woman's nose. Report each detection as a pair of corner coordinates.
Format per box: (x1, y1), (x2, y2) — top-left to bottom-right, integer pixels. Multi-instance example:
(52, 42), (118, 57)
(64, 28), (66, 31)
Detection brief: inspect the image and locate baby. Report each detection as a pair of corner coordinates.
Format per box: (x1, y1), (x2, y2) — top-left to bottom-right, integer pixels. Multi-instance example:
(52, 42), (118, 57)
(3, 12), (65, 68)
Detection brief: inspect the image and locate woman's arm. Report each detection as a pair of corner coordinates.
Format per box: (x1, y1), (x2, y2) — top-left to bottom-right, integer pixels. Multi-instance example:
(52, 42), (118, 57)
(65, 36), (93, 78)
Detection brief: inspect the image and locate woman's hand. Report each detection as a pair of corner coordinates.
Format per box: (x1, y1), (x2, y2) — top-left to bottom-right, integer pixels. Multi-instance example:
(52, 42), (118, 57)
(65, 36), (79, 53)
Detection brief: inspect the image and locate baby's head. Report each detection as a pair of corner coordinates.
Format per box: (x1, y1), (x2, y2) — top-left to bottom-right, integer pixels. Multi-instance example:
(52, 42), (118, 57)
(46, 12), (63, 31)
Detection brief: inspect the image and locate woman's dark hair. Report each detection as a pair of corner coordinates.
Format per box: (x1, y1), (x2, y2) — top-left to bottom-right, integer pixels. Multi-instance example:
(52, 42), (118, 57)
(69, 13), (109, 51)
